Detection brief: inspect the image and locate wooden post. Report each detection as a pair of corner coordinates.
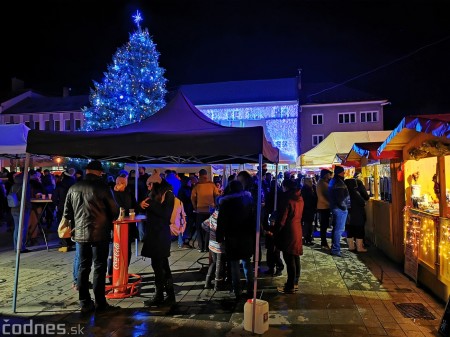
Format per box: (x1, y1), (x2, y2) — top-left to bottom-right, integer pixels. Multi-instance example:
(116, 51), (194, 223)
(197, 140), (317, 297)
(438, 156), (447, 218)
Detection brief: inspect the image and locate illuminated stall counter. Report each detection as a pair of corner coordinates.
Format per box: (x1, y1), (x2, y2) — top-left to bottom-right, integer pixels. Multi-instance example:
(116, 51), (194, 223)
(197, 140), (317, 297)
(378, 114), (450, 301)
(404, 208), (438, 280)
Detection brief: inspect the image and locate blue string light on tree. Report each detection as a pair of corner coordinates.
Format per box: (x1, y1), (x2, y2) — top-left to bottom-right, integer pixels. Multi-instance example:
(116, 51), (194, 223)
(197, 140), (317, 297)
(81, 9), (167, 131)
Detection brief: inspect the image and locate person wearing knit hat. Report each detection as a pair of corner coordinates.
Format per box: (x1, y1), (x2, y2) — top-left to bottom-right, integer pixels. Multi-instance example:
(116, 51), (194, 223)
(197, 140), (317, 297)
(333, 165), (345, 176)
(328, 165), (350, 257)
(118, 169), (129, 177)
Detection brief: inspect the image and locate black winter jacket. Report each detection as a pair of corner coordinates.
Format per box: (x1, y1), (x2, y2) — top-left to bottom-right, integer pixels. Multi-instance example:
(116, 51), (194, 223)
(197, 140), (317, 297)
(140, 190), (174, 259)
(53, 175), (76, 217)
(64, 174), (119, 243)
(216, 191), (255, 260)
(328, 175), (351, 211)
(345, 178), (367, 227)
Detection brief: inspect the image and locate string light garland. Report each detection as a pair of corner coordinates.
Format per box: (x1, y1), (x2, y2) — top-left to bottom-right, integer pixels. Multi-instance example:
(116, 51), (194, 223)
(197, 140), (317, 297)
(404, 208), (437, 270)
(200, 104), (298, 159)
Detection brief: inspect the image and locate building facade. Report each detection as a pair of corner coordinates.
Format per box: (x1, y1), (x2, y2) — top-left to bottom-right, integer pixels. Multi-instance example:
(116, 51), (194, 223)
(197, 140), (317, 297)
(0, 89), (86, 131)
(1, 77), (388, 167)
(181, 77), (388, 165)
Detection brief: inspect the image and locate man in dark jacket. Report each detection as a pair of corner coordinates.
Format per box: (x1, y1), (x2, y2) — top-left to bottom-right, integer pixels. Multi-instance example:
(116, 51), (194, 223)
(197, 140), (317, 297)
(63, 160), (120, 314)
(328, 166), (350, 257)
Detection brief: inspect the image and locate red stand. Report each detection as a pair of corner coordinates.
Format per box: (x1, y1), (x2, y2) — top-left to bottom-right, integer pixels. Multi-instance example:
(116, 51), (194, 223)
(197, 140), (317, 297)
(105, 216), (144, 299)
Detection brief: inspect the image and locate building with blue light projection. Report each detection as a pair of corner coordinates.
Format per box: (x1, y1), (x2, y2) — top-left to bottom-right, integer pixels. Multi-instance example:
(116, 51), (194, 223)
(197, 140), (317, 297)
(180, 76), (388, 166)
(180, 78), (299, 164)
(0, 76), (388, 168)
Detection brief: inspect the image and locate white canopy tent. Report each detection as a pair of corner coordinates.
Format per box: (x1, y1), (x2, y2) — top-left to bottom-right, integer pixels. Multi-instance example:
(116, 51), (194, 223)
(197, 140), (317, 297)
(0, 123), (30, 157)
(297, 130), (392, 168)
(0, 123), (33, 316)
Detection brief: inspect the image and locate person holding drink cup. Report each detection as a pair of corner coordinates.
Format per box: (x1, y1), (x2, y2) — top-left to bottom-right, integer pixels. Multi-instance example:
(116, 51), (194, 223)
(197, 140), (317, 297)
(107, 174), (138, 280)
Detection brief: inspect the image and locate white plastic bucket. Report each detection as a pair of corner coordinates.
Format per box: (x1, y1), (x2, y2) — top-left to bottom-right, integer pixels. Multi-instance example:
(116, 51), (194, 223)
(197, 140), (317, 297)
(244, 298), (269, 334)
(411, 184), (421, 198)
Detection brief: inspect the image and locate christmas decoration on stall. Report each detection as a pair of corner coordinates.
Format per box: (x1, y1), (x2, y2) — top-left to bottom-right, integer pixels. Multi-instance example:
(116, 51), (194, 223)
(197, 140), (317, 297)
(409, 140), (450, 160)
(439, 218), (450, 282)
(82, 10), (167, 131)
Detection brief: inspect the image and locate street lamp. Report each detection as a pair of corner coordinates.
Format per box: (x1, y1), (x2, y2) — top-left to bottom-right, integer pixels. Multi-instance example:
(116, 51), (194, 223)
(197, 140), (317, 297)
(56, 157), (61, 170)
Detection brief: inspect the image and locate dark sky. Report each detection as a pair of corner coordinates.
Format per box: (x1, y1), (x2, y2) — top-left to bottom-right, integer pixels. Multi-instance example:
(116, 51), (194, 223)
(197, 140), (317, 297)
(1, 0), (450, 129)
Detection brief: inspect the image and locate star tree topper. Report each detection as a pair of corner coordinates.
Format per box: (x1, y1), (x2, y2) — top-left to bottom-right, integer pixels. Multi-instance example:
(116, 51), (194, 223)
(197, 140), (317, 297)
(133, 10), (143, 30)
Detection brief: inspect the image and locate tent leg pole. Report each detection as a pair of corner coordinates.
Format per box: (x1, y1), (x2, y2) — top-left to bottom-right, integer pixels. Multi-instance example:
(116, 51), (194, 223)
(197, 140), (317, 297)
(12, 152), (30, 313)
(274, 163), (279, 212)
(252, 154), (263, 334)
(135, 162), (139, 258)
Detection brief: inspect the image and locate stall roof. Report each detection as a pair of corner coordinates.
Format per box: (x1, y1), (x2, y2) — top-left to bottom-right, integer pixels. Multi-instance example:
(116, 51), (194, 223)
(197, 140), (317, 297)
(343, 141), (402, 167)
(297, 130), (392, 168)
(377, 114), (450, 156)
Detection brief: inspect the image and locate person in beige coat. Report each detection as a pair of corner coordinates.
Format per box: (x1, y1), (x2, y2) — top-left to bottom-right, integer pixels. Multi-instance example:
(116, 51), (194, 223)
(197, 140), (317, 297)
(316, 169), (332, 250)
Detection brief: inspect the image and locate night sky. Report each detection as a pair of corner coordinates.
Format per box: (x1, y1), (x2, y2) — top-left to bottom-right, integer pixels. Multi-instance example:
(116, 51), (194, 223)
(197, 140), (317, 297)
(1, 0), (450, 129)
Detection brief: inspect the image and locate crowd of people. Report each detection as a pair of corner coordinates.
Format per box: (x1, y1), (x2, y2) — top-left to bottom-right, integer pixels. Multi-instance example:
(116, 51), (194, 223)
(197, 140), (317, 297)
(0, 162), (370, 313)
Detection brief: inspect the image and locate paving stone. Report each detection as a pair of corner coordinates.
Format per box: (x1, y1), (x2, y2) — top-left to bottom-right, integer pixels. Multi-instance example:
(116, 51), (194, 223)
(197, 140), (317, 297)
(0, 236), (445, 336)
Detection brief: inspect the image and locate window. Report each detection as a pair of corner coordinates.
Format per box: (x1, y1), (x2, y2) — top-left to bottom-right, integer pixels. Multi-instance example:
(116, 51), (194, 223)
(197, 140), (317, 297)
(34, 121), (40, 130)
(45, 121), (51, 131)
(25, 121), (30, 128)
(312, 114), (323, 125)
(312, 134), (324, 146)
(54, 120), (60, 131)
(360, 111), (378, 123)
(65, 120), (71, 131)
(75, 119), (81, 130)
(338, 112), (356, 124)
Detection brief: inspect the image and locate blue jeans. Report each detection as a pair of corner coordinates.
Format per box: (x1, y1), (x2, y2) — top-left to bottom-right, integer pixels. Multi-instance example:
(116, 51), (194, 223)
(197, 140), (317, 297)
(12, 209), (30, 251)
(137, 222), (145, 241)
(73, 242), (80, 284)
(229, 257), (253, 296)
(331, 208), (348, 256)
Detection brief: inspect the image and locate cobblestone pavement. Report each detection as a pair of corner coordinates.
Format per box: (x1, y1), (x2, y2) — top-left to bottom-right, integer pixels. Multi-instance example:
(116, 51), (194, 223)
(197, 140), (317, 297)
(0, 228), (445, 337)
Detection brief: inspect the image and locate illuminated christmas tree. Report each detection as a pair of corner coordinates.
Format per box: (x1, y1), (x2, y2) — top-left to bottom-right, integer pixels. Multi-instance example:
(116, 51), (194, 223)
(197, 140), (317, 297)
(82, 10), (167, 131)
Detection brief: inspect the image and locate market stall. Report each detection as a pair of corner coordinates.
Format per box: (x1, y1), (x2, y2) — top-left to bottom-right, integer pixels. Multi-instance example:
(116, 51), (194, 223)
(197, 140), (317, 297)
(297, 130), (392, 169)
(343, 141), (404, 262)
(377, 114), (450, 301)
